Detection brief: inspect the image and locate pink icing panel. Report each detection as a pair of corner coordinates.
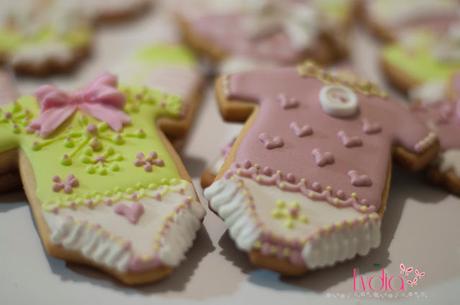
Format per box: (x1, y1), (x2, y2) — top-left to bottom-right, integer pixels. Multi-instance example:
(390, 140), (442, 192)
(225, 67), (432, 210)
(188, 13), (306, 64)
(0, 71), (19, 105)
(397, 14), (459, 32)
(452, 73), (460, 99)
(412, 101), (460, 151)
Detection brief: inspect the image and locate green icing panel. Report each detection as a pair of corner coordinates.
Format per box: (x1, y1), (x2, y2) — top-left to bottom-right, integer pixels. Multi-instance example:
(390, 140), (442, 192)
(134, 44), (197, 68)
(0, 26), (91, 53)
(0, 87), (185, 211)
(382, 32), (460, 84)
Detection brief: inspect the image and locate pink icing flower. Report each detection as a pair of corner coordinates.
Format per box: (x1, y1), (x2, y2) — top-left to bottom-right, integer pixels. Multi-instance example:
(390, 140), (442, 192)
(28, 73), (131, 138)
(134, 152), (164, 172)
(52, 174), (79, 194)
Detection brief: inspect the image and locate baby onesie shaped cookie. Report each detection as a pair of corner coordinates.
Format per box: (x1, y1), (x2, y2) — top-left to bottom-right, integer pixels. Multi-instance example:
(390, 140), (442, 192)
(73, 0), (151, 22)
(379, 5), (460, 93)
(0, 69), (18, 106)
(204, 62), (439, 274)
(0, 69), (20, 192)
(0, 73), (205, 284)
(412, 73), (460, 195)
(112, 43), (204, 141)
(176, 0), (354, 65)
(360, 0), (460, 42)
(0, 0), (92, 75)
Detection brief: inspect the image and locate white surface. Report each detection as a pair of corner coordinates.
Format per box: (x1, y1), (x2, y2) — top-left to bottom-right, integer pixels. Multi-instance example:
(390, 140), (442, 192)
(1, 6), (460, 305)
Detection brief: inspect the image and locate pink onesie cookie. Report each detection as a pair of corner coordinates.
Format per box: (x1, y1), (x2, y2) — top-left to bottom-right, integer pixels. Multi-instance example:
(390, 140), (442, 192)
(175, 0), (354, 65)
(412, 73), (460, 194)
(205, 62), (439, 274)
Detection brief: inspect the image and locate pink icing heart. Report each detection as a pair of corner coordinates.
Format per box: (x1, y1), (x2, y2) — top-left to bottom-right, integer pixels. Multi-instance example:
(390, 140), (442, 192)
(348, 170), (372, 187)
(362, 118), (382, 134)
(114, 202), (145, 224)
(290, 121), (313, 137)
(259, 133), (284, 149)
(278, 94), (299, 110)
(312, 149), (334, 167)
(337, 130), (362, 148)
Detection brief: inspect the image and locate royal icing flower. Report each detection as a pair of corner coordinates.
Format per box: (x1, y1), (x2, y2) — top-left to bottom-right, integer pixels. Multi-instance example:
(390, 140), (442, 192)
(134, 152), (165, 172)
(272, 200), (309, 229)
(52, 175), (79, 194)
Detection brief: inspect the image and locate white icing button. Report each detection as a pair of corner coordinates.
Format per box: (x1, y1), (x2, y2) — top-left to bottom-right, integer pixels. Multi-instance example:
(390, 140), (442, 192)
(319, 85), (359, 118)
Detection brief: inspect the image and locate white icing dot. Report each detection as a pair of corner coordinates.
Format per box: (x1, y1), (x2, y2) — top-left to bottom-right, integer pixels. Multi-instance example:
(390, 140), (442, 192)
(319, 85), (358, 118)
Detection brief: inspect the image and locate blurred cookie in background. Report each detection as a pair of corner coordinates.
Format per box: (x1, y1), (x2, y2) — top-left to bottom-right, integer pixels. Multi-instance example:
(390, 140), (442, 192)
(380, 11), (460, 95)
(173, 0), (355, 66)
(0, 0), (93, 76)
(72, 0), (151, 23)
(111, 42), (205, 147)
(0, 69), (18, 105)
(0, 68), (20, 192)
(411, 73), (460, 195)
(359, 0), (460, 42)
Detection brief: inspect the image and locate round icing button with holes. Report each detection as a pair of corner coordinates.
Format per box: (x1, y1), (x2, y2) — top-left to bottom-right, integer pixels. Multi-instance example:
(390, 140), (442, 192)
(319, 84), (359, 118)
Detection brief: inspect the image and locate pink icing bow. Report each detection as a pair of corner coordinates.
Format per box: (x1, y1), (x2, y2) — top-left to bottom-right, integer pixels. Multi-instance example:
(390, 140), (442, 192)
(28, 73), (131, 138)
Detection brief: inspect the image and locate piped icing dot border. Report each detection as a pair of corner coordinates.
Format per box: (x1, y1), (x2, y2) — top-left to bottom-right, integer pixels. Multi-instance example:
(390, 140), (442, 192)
(297, 61), (388, 98)
(414, 132), (437, 153)
(224, 161), (378, 214)
(46, 178), (186, 212)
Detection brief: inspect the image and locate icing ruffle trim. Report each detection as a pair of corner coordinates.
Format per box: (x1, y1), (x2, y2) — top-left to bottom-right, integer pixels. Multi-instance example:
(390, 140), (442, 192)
(46, 192), (205, 273)
(205, 177), (381, 270)
(49, 215), (134, 273)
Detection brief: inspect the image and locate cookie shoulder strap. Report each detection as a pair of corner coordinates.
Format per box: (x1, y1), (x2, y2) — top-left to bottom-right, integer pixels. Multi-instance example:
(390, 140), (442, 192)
(215, 70), (272, 122)
(392, 100), (438, 157)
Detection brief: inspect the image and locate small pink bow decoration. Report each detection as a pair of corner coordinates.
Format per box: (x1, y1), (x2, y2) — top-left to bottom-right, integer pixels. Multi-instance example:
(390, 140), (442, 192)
(28, 73), (131, 138)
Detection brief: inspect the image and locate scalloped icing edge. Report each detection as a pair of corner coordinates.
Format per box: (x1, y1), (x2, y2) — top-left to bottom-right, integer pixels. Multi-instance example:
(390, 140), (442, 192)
(204, 177), (382, 270)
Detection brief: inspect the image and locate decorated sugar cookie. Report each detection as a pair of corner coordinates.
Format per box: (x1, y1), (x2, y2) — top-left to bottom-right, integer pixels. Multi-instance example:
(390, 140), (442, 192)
(0, 69), (18, 105)
(74, 0), (151, 22)
(201, 63), (361, 188)
(378, 3), (460, 93)
(0, 69), (21, 192)
(412, 73), (460, 195)
(175, 0), (354, 65)
(360, 0), (460, 41)
(0, 73), (205, 284)
(0, 0), (93, 76)
(204, 62), (439, 274)
(201, 137), (235, 188)
(112, 43), (204, 141)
